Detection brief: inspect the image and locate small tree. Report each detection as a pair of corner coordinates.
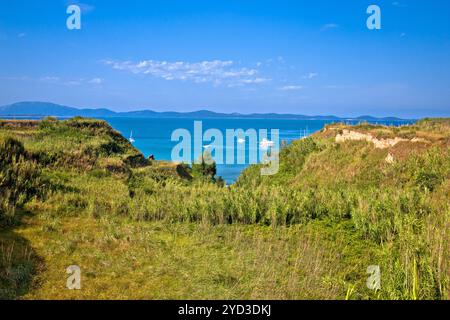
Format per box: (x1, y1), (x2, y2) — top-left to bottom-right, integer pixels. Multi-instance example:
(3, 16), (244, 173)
(192, 150), (217, 181)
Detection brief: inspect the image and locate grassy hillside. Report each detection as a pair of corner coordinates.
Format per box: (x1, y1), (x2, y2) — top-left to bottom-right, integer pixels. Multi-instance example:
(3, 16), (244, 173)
(0, 118), (448, 300)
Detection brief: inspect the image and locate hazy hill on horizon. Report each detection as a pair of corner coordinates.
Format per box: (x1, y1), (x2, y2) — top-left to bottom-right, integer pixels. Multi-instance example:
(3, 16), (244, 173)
(0, 101), (408, 121)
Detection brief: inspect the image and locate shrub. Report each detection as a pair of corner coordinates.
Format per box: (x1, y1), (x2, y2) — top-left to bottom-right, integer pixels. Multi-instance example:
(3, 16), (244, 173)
(0, 137), (45, 224)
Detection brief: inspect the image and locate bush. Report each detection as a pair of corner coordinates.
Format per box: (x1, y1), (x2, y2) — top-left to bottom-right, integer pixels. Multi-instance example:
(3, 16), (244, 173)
(0, 137), (44, 224)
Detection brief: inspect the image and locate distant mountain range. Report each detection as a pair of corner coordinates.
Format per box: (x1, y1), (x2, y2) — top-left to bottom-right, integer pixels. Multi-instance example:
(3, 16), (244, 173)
(0, 102), (408, 121)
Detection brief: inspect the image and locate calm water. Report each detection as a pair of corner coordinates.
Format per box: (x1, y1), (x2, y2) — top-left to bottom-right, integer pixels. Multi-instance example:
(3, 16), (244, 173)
(1, 116), (414, 183)
(103, 117), (414, 183)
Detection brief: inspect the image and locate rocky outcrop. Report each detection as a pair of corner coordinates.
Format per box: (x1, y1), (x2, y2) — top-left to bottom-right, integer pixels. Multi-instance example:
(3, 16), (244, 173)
(336, 129), (427, 149)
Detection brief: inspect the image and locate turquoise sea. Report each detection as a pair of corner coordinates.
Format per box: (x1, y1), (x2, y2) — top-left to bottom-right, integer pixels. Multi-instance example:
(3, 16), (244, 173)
(1, 116), (414, 183)
(103, 117), (414, 183)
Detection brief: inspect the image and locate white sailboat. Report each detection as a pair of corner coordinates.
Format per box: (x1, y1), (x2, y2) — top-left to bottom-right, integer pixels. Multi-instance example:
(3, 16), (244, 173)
(259, 138), (274, 150)
(129, 131), (135, 143)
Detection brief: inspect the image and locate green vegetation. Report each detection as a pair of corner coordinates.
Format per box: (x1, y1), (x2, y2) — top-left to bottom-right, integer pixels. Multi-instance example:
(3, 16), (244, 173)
(0, 118), (449, 300)
(0, 137), (46, 226)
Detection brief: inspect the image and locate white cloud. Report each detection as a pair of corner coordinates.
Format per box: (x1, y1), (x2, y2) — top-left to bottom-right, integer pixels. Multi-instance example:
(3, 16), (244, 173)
(0, 75), (30, 81)
(303, 72), (319, 80)
(66, 1), (95, 13)
(88, 78), (103, 84)
(279, 85), (303, 91)
(392, 1), (407, 7)
(2, 75), (102, 87)
(321, 23), (339, 31)
(228, 77), (271, 88)
(324, 84), (356, 89)
(240, 78), (270, 84)
(38, 76), (102, 86)
(65, 80), (82, 86)
(104, 59), (270, 87)
(40, 76), (60, 82)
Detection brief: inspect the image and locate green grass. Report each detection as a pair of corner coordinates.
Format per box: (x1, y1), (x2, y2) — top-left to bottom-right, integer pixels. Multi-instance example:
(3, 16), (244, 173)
(8, 215), (380, 300)
(0, 118), (449, 300)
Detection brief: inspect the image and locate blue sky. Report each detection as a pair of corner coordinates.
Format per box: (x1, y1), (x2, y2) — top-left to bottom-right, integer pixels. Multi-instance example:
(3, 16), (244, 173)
(0, 0), (449, 117)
